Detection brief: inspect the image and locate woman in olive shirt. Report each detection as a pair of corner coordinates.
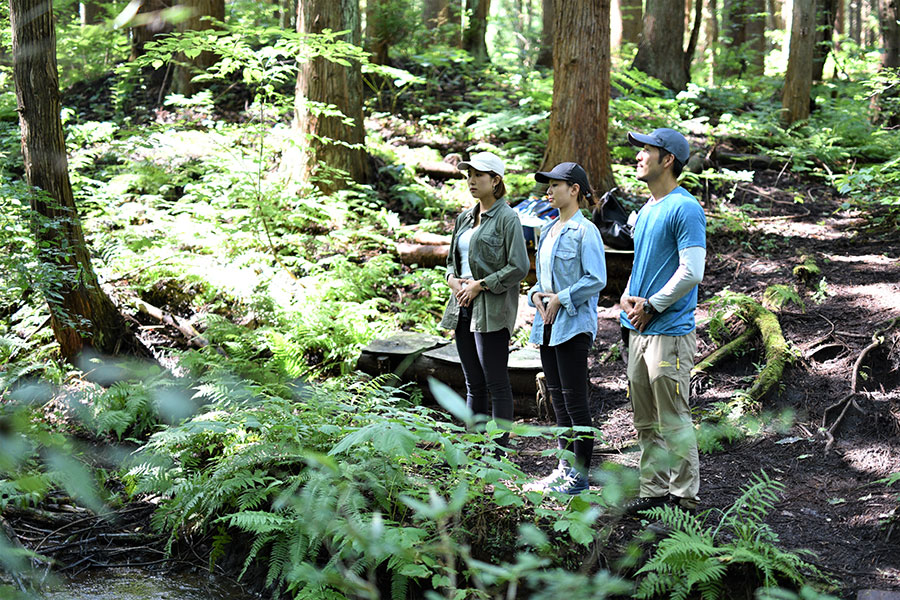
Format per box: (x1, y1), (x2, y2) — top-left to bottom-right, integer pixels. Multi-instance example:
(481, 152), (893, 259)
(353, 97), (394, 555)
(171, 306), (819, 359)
(440, 152), (529, 442)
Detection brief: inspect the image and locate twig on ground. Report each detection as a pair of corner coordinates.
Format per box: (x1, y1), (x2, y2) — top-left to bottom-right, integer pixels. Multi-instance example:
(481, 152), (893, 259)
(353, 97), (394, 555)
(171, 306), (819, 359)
(823, 316), (900, 453)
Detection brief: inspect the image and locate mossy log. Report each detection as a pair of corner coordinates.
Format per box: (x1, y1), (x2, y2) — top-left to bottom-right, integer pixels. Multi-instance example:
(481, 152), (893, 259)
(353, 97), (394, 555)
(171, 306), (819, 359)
(693, 291), (790, 404)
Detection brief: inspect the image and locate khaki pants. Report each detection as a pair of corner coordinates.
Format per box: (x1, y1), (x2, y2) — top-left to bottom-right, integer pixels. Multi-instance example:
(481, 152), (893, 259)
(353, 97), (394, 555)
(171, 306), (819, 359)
(627, 331), (699, 503)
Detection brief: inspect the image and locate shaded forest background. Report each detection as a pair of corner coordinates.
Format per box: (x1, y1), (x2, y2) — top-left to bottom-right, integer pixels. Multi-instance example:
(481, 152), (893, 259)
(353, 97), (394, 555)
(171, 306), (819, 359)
(0, 0), (899, 599)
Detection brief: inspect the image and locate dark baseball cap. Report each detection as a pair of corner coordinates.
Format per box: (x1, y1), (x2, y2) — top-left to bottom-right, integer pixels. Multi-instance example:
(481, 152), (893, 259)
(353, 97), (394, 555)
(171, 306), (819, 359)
(534, 162), (593, 199)
(627, 128), (690, 163)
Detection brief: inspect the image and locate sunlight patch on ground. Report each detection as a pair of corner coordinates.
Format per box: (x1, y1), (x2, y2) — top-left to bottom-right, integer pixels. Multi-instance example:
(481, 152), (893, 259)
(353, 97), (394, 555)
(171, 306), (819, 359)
(839, 442), (900, 477)
(754, 218), (847, 240)
(827, 282), (900, 312)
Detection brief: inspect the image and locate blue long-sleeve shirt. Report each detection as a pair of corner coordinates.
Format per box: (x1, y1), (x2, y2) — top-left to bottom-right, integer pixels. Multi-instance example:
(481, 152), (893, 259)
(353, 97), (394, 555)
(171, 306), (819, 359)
(528, 211), (607, 346)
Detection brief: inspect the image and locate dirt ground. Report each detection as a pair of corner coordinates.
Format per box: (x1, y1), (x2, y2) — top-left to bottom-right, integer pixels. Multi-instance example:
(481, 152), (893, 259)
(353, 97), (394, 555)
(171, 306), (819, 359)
(510, 169), (900, 598)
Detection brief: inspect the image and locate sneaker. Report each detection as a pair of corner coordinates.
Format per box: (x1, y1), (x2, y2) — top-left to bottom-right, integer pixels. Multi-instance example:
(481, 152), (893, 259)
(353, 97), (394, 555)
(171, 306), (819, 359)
(622, 495), (669, 516)
(534, 465), (573, 488)
(548, 471), (589, 495)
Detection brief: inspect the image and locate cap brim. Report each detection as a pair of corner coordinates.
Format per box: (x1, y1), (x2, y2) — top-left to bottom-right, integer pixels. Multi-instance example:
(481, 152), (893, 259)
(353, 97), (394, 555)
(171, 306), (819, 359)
(534, 170), (555, 183)
(629, 132), (662, 148)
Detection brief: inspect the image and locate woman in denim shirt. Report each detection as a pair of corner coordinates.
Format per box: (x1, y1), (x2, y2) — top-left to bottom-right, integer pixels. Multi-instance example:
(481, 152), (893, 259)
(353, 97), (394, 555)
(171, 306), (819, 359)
(528, 162), (607, 494)
(440, 152), (529, 445)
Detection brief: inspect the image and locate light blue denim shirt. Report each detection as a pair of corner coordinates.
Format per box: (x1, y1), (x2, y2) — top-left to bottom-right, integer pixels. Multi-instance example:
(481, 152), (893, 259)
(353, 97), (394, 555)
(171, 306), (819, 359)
(528, 211), (607, 346)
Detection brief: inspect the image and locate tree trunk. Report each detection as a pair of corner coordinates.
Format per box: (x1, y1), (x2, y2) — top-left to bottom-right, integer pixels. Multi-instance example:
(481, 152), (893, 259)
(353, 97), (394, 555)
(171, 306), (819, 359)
(274, 0), (295, 29)
(706, 0), (719, 83)
(720, 0), (767, 77)
(173, 0), (225, 96)
(684, 0), (703, 83)
(10, 0), (126, 360)
(463, 0), (491, 62)
(876, 0), (900, 68)
(852, 0), (863, 42)
(366, 0), (391, 65)
(834, 0), (844, 36)
(535, 0), (553, 66)
(766, 0), (785, 30)
(294, 0), (370, 193)
(129, 0), (173, 97)
(632, 0), (688, 90)
(130, 0), (173, 60)
(782, 0), (816, 125)
(543, 0), (615, 193)
(80, 0), (100, 25)
(611, 0), (642, 49)
(812, 0), (838, 80)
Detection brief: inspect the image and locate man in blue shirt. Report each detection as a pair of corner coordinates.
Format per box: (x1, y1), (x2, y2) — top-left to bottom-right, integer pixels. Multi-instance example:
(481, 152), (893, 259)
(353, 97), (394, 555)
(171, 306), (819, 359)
(619, 128), (706, 515)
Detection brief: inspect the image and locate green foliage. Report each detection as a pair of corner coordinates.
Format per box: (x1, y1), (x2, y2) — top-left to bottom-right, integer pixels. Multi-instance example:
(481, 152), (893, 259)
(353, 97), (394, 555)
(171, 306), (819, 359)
(762, 285), (806, 312)
(123, 372), (621, 598)
(635, 471), (826, 599)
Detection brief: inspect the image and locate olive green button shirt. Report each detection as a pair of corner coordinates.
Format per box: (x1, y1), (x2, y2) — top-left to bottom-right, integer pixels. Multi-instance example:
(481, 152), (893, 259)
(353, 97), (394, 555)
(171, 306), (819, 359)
(440, 200), (529, 333)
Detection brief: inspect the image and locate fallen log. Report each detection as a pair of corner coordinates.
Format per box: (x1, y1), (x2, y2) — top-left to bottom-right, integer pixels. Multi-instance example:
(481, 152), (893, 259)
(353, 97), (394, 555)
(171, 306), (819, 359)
(416, 160), (465, 179)
(396, 242), (450, 268)
(691, 290), (790, 406)
(712, 148), (775, 169)
(134, 298), (208, 348)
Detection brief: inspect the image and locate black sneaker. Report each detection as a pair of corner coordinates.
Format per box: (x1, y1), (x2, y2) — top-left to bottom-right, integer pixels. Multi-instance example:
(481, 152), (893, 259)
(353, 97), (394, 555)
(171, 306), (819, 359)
(623, 495), (669, 516)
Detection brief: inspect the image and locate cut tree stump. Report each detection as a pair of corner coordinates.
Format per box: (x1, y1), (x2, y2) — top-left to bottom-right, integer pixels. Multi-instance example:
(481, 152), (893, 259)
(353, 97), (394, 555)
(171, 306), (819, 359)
(356, 332), (545, 416)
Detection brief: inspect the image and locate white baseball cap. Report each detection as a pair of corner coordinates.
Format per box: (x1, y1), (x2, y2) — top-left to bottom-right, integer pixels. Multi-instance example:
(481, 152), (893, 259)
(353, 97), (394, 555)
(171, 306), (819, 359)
(457, 151), (505, 176)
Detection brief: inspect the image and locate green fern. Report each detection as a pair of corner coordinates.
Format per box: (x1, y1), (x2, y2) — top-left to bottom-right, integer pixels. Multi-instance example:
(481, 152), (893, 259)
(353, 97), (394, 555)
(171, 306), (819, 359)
(635, 471), (825, 599)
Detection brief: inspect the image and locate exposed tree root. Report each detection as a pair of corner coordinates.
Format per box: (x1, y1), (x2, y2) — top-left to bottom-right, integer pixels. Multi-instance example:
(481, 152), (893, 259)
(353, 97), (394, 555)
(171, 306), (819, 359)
(822, 316), (900, 453)
(693, 292), (790, 405)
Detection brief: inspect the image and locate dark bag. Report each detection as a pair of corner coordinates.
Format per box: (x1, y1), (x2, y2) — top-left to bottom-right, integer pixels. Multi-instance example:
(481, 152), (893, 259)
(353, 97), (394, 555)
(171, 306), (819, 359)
(592, 187), (634, 251)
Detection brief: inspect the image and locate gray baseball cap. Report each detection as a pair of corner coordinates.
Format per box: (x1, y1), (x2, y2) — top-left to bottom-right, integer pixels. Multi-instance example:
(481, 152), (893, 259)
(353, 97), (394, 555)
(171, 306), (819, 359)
(627, 128), (690, 163)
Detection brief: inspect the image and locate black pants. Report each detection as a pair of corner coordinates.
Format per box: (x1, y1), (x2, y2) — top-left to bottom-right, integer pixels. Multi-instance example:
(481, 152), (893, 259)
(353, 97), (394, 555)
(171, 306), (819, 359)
(540, 326), (594, 473)
(455, 307), (514, 440)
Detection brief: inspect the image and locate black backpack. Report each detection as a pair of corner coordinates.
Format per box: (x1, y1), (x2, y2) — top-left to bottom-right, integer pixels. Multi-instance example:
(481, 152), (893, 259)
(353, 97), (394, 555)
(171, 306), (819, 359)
(592, 187), (634, 251)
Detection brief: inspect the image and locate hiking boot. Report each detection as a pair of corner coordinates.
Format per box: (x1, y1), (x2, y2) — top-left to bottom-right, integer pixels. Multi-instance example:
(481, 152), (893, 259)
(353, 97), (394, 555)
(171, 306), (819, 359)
(548, 471), (589, 495)
(622, 495), (668, 516)
(668, 495), (698, 514)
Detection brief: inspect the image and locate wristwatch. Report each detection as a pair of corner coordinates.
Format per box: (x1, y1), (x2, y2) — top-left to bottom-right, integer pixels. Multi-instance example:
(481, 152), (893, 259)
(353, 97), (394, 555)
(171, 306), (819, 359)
(643, 300), (658, 316)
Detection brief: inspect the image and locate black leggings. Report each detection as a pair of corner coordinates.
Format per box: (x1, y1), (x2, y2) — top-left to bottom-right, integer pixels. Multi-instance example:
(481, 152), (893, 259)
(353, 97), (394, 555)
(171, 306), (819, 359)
(540, 327), (593, 473)
(455, 307), (514, 437)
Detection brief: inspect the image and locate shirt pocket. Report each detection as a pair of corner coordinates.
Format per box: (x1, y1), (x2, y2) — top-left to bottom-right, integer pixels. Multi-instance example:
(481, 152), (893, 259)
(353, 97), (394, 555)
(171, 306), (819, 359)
(478, 234), (506, 266)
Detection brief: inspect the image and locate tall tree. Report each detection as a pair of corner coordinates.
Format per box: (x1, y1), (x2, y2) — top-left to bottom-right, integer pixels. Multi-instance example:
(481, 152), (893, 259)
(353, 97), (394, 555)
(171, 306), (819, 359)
(720, 0), (767, 77)
(463, 0), (491, 62)
(294, 0), (370, 192)
(782, 0), (816, 125)
(812, 0), (838, 80)
(706, 0), (719, 83)
(876, 0), (899, 68)
(174, 0), (225, 95)
(632, 0), (689, 90)
(80, 0), (101, 25)
(611, 0), (642, 49)
(366, 0), (400, 65)
(543, 0), (614, 193)
(10, 0), (126, 360)
(535, 0), (553, 66)
(129, 0), (174, 94)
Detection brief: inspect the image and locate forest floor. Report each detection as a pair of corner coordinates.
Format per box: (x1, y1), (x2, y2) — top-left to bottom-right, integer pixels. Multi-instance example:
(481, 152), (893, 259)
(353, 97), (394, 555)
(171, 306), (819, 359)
(507, 166), (900, 598)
